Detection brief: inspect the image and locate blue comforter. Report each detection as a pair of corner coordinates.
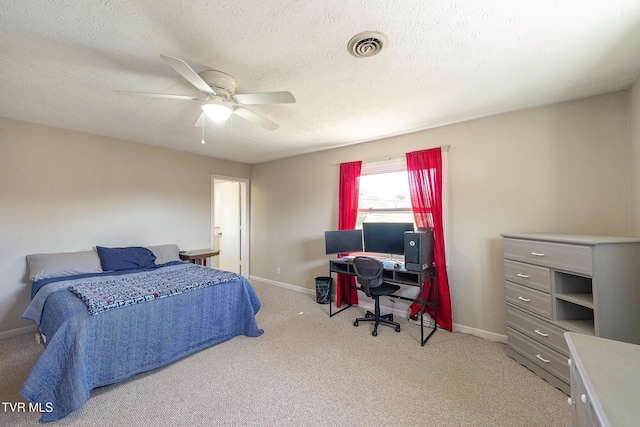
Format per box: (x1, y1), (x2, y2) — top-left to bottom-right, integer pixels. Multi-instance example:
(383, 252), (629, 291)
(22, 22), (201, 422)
(21, 263), (263, 423)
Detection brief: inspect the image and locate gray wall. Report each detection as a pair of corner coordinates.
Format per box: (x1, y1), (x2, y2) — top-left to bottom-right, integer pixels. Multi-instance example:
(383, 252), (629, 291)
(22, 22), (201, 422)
(250, 90), (634, 338)
(0, 118), (250, 335)
(631, 78), (640, 235)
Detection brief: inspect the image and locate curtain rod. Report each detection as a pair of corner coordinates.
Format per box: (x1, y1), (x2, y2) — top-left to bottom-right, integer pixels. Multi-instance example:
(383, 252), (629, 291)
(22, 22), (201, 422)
(332, 144), (450, 166)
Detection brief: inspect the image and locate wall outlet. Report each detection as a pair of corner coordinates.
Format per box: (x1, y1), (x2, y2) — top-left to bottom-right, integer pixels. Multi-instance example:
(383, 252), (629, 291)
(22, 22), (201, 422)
(276, 267), (281, 274)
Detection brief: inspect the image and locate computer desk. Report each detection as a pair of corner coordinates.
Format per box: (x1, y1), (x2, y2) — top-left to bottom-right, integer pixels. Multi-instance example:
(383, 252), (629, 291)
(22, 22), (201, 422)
(328, 258), (437, 346)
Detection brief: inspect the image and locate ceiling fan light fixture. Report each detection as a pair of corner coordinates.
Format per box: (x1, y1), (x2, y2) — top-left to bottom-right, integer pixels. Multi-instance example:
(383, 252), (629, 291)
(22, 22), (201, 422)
(202, 104), (233, 122)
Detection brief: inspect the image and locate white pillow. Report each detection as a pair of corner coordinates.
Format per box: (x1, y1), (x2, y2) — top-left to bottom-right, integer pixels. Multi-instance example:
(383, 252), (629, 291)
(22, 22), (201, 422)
(27, 250), (103, 281)
(146, 244), (181, 265)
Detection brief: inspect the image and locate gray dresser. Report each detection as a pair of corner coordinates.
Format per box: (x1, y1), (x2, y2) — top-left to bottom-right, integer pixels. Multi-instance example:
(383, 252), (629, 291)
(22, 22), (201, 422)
(565, 332), (640, 426)
(502, 233), (640, 395)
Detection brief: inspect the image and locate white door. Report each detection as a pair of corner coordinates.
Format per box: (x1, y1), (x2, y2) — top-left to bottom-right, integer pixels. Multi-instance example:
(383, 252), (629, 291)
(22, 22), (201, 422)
(217, 181), (241, 273)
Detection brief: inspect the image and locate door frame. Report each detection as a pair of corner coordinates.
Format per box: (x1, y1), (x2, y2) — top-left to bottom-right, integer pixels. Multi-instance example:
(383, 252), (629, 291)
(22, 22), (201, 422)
(211, 175), (250, 276)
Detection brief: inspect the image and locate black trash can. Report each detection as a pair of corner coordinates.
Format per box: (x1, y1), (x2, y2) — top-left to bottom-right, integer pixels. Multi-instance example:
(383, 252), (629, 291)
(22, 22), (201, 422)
(315, 276), (332, 304)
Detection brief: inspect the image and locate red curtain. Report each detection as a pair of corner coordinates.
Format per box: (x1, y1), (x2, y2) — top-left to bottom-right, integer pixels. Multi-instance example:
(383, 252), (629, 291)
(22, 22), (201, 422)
(406, 148), (452, 331)
(336, 161), (362, 307)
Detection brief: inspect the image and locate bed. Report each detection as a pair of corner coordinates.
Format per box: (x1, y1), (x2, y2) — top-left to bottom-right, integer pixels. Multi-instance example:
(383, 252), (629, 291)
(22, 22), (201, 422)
(20, 244), (263, 423)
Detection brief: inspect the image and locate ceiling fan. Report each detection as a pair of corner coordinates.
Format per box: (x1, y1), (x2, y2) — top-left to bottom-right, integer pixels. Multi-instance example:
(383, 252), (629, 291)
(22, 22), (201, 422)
(118, 55), (295, 130)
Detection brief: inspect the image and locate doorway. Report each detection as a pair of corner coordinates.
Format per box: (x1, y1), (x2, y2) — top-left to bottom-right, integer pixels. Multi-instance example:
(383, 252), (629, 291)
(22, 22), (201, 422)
(212, 176), (249, 275)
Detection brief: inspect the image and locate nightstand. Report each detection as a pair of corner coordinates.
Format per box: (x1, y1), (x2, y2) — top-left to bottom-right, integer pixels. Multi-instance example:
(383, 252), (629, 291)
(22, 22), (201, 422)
(179, 249), (220, 267)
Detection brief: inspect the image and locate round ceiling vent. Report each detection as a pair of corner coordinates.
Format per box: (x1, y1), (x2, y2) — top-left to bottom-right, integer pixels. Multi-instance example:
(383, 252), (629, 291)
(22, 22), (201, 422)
(347, 31), (388, 58)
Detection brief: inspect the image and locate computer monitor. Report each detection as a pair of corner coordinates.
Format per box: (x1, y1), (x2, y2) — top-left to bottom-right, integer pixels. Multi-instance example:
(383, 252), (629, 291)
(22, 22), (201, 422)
(362, 222), (414, 255)
(324, 229), (364, 255)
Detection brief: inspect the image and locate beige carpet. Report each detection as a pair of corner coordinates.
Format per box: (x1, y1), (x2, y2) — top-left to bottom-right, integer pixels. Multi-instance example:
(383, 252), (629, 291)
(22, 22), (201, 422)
(0, 280), (571, 426)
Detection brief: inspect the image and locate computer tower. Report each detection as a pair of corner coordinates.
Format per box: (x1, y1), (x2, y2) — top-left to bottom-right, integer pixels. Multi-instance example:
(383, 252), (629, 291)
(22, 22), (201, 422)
(404, 229), (434, 271)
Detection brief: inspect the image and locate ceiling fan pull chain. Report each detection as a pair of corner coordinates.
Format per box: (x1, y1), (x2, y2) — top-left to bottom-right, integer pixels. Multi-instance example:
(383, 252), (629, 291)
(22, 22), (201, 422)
(201, 114), (206, 144)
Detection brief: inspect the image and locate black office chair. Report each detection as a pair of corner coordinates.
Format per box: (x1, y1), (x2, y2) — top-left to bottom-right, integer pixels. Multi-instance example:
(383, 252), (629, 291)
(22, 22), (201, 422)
(352, 256), (401, 336)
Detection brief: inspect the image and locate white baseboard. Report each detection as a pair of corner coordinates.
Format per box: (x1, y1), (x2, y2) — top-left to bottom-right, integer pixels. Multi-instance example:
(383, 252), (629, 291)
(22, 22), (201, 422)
(0, 324), (37, 340)
(453, 323), (507, 343)
(249, 275), (316, 296)
(248, 275), (508, 343)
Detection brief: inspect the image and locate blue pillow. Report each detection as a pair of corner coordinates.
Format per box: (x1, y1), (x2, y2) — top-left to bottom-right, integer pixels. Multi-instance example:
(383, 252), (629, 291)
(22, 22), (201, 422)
(96, 246), (157, 271)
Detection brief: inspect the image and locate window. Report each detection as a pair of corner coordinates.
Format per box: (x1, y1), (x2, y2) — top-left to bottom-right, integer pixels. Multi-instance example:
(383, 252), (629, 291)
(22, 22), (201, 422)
(356, 157), (414, 228)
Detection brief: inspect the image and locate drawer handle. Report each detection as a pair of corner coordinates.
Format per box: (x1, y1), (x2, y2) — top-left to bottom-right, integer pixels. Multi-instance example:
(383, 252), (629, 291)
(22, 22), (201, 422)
(530, 252), (545, 257)
(517, 296), (531, 302)
(516, 273), (530, 278)
(581, 394), (587, 404)
(536, 354), (550, 363)
(534, 329), (549, 337)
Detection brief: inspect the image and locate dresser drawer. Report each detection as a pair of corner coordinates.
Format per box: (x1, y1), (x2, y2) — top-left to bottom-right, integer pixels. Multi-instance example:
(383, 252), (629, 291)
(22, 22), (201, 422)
(505, 281), (552, 319)
(570, 359), (600, 427)
(504, 238), (593, 276)
(504, 259), (551, 293)
(506, 304), (568, 356)
(508, 327), (570, 384)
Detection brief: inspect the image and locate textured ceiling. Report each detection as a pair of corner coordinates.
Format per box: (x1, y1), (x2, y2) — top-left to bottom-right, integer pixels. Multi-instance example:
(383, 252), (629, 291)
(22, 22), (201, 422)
(2, 1), (640, 164)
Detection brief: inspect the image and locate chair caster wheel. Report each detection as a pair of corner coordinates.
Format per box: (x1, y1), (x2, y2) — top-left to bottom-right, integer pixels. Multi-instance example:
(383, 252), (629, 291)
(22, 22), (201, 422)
(395, 326), (401, 332)
(365, 312), (373, 318)
(372, 330), (377, 337)
(354, 321), (359, 327)
(389, 314), (394, 321)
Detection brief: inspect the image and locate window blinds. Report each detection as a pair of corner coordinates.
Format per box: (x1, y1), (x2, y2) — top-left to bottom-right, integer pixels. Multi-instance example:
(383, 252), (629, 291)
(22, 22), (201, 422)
(360, 155), (407, 175)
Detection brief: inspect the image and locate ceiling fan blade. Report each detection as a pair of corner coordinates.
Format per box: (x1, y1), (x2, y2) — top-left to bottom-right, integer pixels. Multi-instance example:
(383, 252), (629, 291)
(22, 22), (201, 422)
(193, 112), (205, 128)
(160, 54), (216, 96)
(233, 91), (295, 105)
(233, 107), (280, 130)
(117, 91), (203, 101)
